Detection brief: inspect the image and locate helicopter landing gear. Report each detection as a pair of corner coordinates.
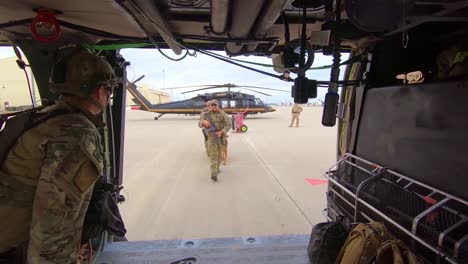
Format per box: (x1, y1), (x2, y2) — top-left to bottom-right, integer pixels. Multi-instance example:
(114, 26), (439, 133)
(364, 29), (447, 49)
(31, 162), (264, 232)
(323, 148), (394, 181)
(154, 113), (165, 120)
(241, 124), (248, 132)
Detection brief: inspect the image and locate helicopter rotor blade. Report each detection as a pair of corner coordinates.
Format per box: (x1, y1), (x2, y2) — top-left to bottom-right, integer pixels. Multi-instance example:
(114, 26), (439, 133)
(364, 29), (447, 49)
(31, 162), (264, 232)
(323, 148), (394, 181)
(166, 83), (292, 95)
(161, 84), (220, 90)
(180, 84), (244, 94)
(162, 83), (245, 91)
(132, 75), (145, 84)
(243, 88), (272, 96)
(181, 86), (223, 94)
(235, 85), (290, 93)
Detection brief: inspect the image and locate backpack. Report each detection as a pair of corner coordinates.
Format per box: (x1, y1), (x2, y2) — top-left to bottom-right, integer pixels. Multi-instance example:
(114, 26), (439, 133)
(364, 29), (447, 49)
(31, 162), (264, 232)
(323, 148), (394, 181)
(336, 221), (390, 264)
(374, 240), (423, 264)
(0, 108), (70, 165)
(307, 221), (349, 264)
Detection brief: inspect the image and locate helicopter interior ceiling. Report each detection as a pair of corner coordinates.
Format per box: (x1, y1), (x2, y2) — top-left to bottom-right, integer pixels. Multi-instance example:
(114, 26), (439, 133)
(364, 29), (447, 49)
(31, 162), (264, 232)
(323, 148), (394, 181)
(1, 0), (466, 56)
(0, 0), (321, 54)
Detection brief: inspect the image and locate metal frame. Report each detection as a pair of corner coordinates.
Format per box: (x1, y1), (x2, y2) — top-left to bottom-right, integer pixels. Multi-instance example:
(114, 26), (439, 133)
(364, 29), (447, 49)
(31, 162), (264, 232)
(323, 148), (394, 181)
(324, 153), (468, 264)
(412, 197), (449, 234)
(348, 53), (371, 155)
(455, 234), (468, 259)
(439, 218), (467, 247)
(384, 0), (468, 37)
(353, 167), (386, 222)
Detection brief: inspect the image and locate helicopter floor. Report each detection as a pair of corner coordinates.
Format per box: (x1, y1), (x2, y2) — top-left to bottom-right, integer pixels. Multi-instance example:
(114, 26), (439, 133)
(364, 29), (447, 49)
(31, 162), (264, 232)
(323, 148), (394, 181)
(97, 234), (311, 263)
(119, 106), (336, 241)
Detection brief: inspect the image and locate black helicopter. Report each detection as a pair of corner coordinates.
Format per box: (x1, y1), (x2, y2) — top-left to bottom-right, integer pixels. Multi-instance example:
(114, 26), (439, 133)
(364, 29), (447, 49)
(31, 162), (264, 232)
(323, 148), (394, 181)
(128, 82), (288, 120)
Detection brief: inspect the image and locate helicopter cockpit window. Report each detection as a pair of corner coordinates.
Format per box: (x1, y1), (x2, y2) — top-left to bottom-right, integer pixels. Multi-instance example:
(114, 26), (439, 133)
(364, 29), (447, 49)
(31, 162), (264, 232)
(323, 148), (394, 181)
(243, 99), (254, 107)
(255, 98), (263, 105)
(229, 100), (236, 108)
(0, 48), (41, 114)
(221, 99), (228, 109)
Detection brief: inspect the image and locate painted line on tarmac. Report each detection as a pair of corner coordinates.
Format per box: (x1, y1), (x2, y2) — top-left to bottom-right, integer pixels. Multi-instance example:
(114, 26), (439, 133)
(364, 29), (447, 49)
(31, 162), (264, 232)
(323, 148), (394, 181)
(241, 134), (313, 226)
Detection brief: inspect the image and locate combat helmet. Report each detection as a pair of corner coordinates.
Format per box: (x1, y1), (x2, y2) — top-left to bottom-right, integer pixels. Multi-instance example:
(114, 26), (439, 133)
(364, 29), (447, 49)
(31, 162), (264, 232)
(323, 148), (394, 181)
(50, 47), (117, 98)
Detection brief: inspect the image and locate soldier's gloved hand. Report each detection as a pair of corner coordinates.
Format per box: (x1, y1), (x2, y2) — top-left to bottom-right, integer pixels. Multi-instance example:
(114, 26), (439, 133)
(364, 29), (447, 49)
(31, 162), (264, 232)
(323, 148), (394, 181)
(215, 131), (223, 138)
(201, 120), (210, 128)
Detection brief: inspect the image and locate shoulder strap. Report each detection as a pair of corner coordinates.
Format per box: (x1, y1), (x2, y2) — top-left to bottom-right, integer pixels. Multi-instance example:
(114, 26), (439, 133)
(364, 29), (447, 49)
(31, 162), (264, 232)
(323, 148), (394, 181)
(0, 112), (34, 166)
(335, 223), (365, 263)
(0, 108), (72, 165)
(205, 111), (214, 123)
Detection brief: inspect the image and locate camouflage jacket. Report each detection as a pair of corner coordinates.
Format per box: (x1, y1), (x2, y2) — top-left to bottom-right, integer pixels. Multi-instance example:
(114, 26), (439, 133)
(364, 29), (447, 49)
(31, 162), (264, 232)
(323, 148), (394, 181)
(0, 97), (104, 263)
(198, 110), (231, 139)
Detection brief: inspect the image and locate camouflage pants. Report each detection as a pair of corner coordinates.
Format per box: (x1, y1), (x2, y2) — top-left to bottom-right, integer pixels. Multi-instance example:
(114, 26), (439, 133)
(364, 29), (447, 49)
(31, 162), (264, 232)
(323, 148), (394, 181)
(203, 130), (209, 156)
(206, 136), (224, 175)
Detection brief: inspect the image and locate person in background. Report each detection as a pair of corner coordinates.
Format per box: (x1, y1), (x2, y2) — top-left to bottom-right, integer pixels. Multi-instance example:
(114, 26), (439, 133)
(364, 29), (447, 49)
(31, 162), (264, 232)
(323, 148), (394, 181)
(235, 107), (249, 132)
(289, 103), (303, 127)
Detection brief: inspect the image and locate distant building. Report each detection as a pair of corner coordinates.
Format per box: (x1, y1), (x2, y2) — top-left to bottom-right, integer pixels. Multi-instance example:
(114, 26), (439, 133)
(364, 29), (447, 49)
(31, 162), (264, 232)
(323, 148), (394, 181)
(0, 56), (39, 112)
(0, 56), (169, 111)
(126, 83), (171, 106)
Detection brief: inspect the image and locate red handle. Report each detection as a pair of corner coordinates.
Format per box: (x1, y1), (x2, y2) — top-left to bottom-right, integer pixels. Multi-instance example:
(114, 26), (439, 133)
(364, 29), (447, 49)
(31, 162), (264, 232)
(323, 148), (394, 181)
(30, 10), (61, 42)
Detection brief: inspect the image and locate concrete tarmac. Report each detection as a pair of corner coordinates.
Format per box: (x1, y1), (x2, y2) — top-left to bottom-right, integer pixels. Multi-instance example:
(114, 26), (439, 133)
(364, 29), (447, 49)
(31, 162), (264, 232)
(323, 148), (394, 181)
(120, 106), (337, 241)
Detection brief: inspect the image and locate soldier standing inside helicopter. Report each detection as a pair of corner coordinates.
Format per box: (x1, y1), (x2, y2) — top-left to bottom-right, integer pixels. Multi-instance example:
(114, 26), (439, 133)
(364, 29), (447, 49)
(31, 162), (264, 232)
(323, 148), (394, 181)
(0, 48), (122, 263)
(198, 99), (231, 181)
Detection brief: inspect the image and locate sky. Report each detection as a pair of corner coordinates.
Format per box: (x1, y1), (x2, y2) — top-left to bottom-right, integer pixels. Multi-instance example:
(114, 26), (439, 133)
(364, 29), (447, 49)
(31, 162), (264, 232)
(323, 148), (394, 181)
(1, 47), (348, 104)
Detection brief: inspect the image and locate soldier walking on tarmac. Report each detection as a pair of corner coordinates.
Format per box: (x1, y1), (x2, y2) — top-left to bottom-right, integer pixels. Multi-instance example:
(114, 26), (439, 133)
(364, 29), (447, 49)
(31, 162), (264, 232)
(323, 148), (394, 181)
(198, 99), (231, 181)
(289, 103), (303, 127)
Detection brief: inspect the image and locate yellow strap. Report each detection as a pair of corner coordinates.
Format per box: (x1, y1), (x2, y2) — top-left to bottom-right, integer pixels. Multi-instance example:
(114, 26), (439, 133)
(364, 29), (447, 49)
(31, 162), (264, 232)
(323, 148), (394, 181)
(453, 51), (468, 64)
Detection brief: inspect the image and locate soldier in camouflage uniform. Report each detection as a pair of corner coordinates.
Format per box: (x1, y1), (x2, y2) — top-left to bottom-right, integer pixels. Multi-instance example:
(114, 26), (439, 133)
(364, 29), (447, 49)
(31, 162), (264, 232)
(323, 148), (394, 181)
(0, 48), (116, 263)
(198, 99), (231, 181)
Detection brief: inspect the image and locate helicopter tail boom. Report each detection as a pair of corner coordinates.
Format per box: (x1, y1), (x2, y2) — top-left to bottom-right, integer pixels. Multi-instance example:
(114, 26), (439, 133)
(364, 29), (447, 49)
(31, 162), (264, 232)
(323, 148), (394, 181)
(127, 83), (155, 111)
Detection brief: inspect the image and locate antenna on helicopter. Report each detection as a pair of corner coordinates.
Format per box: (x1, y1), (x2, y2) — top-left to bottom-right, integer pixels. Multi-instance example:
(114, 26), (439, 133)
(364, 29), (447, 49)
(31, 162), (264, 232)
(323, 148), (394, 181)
(132, 74), (145, 85)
